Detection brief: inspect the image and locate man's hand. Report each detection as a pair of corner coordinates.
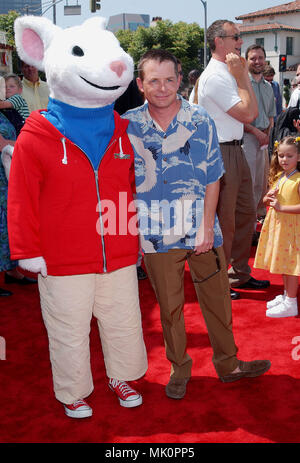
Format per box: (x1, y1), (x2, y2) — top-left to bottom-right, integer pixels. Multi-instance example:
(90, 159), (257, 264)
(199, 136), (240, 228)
(255, 128), (269, 147)
(194, 223), (214, 255)
(225, 53), (247, 81)
(225, 54), (258, 123)
(293, 119), (300, 133)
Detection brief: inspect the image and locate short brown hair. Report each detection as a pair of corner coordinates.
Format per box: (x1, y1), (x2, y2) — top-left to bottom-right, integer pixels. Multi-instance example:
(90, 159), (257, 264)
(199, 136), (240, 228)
(263, 65), (275, 77)
(207, 20), (234, 51)
(138, 49), (178, 81)
(245, 44), (266, 60)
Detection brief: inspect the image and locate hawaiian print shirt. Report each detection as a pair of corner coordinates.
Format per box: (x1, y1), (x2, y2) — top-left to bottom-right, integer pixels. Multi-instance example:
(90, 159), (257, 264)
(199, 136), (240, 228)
(124, 96), (224, 253)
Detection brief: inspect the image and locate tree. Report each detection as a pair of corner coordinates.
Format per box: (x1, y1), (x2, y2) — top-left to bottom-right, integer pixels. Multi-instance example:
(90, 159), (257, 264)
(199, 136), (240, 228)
(116, 19), (204, 82)
(0, 10), (20, 47)
(0, 10), (20, 72)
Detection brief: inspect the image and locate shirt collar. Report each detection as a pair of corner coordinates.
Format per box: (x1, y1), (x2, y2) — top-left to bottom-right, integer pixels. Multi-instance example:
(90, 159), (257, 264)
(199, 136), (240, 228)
(249, 73), (266, 85)
(22, 77), (41, 88)
(140, 95), (194, 133)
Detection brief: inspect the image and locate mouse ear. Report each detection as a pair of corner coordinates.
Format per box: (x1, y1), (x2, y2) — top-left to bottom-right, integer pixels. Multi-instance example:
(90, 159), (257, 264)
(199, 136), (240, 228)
(14, 16), (60, 71)
(82, 16), (108, 31)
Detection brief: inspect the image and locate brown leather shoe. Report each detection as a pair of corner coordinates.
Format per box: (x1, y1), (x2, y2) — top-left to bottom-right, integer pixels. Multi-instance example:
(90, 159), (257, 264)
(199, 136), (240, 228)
(165, 377), (190, 399)
(219, 359), (271, 383)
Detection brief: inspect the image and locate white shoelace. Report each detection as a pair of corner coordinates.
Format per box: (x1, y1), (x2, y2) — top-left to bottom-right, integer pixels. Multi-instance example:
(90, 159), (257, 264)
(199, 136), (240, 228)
(110, 379), (135, 396)
(72, 399), (87, 407)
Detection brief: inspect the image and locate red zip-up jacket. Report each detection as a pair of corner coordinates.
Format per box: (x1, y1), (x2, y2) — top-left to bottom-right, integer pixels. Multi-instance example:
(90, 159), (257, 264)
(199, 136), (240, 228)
(7, 110), (139, 276)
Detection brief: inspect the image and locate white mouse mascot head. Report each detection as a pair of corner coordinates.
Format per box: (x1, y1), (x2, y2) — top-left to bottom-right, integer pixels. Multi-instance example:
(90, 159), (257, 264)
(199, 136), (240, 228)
(15, 15), (134, 107)
(2, 16), (134, 178)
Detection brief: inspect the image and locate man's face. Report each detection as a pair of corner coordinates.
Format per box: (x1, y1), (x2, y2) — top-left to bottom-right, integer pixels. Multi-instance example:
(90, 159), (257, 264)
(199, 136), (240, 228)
(247, 48), (266, 75)
(137, 59), (180, 110)
(218, 23), (243, 57)
(21, 63), (39, 83)
(264, 74), (274, 83)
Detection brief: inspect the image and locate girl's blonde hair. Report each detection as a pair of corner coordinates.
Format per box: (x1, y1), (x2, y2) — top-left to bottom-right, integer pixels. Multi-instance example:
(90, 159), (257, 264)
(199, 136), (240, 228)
(193, 77), (200, 104)
(269, 136), (300, 186)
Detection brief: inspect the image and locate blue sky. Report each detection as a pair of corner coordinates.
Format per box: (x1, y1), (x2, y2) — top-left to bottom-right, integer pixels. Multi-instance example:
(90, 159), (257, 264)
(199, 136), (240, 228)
(45, 0), (289, 28)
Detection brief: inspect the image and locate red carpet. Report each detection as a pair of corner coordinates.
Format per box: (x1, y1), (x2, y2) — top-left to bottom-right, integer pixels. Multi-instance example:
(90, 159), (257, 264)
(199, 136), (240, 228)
(1, 248), (300, 444)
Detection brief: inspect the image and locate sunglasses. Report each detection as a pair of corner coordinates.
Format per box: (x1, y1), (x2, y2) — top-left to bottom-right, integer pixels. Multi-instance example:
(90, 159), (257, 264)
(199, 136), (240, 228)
(192, 247), (220, 284)
(219, 34), (241, 41)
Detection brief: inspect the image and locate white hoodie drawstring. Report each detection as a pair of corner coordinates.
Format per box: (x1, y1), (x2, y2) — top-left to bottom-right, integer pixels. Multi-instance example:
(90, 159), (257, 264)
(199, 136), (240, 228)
(61, 137), (68, 165)
(118, 137), (124, 158)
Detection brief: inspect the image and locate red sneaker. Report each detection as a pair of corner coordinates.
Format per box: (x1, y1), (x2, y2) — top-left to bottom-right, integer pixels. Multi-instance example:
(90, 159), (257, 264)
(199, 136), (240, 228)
(109, 379), (142, 408)
(64, 399), (93, 418)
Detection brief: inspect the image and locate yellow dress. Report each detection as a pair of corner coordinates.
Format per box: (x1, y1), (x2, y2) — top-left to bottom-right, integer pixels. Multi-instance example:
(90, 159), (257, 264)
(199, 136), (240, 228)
(254, 171), (300, 276)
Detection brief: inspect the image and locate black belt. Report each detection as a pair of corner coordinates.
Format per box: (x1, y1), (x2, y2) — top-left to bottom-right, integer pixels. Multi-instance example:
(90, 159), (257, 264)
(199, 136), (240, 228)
(220, 139), (243, 146)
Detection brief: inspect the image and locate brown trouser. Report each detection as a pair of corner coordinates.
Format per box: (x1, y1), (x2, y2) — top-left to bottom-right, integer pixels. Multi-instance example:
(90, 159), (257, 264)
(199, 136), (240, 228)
(144, 247), (239, 379)
(217, 144), (257, 287)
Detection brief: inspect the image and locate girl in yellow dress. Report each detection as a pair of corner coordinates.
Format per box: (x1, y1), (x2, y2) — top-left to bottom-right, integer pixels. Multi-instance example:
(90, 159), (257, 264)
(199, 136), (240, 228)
(254, 136), (300, 318)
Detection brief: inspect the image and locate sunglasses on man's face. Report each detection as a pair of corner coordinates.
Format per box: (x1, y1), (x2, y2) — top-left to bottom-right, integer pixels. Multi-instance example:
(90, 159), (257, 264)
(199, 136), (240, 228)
(219, 34), (241, 41)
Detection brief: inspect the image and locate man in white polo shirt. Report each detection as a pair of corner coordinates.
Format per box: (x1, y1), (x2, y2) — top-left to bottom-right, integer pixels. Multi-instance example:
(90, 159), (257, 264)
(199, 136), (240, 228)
(288, 64), (300, 108)
(197, 19), (270, 299)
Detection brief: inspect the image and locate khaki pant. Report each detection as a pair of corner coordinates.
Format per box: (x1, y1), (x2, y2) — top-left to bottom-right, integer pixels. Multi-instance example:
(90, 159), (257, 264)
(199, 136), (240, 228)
(38, 265), (147, 404)
(144, 247), (239, 379)
(217, 144), (257, 287)
(242, 132), (269, 214)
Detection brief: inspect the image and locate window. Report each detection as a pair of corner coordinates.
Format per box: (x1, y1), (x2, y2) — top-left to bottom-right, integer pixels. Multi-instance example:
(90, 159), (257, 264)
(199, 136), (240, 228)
(128, 22), (144, 31)
(286, 37), (293, 55)
(255, 38), (264, 47)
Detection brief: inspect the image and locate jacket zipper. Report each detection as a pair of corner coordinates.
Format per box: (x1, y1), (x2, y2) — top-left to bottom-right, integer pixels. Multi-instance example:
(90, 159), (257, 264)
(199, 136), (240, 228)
(94, 169), (107, 272)
(66, 137), (119, 273)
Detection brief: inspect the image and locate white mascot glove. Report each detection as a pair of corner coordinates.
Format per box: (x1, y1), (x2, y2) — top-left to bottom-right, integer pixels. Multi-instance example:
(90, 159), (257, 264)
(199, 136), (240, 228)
(19, 257), (48, 278)
(1, 145), (14, 180)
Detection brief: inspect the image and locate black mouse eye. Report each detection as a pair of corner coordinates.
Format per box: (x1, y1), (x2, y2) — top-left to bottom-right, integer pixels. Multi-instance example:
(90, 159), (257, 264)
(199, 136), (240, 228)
(72, 46), (84, 57)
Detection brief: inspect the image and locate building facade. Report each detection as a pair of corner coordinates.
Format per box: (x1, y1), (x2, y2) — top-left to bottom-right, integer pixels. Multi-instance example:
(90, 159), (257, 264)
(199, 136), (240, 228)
(0, 0), (42, 15)
(0, 30), (13, 74)
(236, 1), (300, 85)
(107, 13), (150, 33)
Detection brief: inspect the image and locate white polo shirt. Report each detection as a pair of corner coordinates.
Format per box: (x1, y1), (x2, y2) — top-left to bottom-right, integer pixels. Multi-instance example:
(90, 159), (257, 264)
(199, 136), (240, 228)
(288, 87), (300, 108)
(197, 58), (243, 143)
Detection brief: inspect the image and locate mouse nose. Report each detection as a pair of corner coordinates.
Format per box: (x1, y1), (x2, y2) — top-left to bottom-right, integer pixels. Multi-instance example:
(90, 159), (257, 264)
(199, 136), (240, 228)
(110, 60), (127, 77)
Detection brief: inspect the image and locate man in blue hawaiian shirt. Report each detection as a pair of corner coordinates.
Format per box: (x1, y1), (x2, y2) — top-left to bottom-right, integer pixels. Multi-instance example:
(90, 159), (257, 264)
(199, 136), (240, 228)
(124, 49), (271, 400)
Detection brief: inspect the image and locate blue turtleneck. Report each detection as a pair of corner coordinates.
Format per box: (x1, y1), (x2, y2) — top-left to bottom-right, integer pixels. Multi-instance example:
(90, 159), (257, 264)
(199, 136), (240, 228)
(43, 97), (115, 170)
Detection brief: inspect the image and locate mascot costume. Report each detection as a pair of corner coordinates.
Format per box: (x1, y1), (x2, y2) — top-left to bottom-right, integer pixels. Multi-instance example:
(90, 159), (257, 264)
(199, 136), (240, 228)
(5, 15), (147, 419)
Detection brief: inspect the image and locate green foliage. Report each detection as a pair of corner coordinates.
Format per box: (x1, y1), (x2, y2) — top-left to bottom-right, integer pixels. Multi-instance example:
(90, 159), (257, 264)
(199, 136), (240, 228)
(0, 10), (20, 73)
(116, 19), (204, 80)
(0, 10), (20, 47)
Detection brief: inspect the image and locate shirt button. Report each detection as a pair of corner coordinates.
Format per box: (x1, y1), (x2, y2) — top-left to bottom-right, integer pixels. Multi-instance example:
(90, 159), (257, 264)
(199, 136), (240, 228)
(163, 157), (167, 161)
(163, 134), (167, 139)
(163, 180), (167, 184)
